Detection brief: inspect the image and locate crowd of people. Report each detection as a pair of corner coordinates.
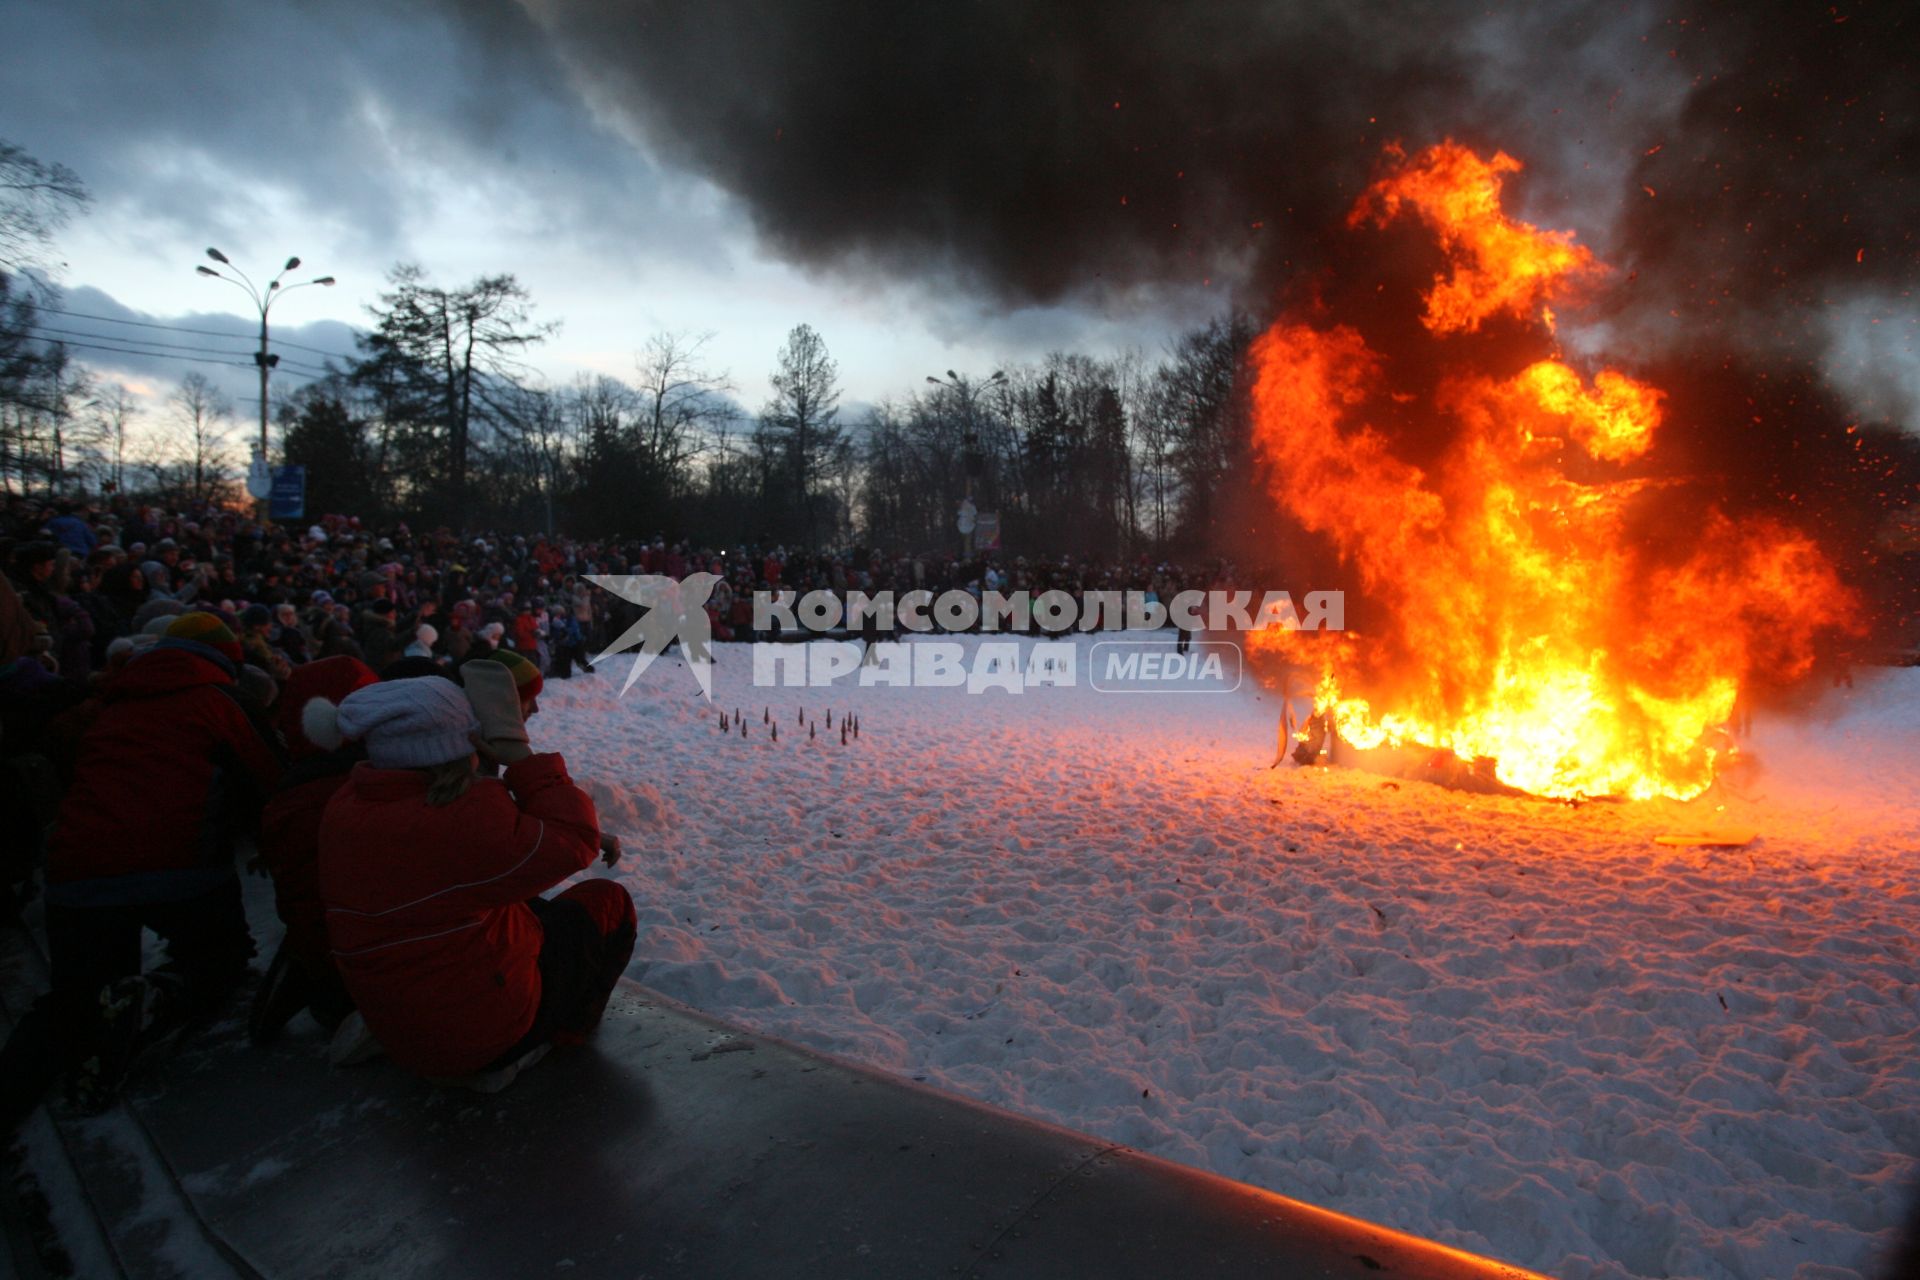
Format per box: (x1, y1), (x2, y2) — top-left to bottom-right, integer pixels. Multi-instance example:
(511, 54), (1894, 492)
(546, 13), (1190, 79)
(0, 493), (1227, 1123)
(0, 498), (649, 1126)
(3, 496), (1228, 683)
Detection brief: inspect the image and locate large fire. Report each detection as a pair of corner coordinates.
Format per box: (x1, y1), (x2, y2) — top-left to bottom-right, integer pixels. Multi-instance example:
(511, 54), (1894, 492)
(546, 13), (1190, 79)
(1248, 142), (1856, 801)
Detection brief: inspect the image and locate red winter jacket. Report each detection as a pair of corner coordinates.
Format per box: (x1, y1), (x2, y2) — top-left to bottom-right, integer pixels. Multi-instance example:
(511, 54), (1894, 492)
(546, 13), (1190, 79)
(47, 641), (281, 906)
(318, 753), (601, 1077)
(511, 612), (540, 654)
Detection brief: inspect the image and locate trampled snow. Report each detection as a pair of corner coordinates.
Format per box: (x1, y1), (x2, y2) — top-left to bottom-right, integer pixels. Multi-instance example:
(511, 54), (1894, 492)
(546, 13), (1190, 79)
(545, 633), (1920, 1280)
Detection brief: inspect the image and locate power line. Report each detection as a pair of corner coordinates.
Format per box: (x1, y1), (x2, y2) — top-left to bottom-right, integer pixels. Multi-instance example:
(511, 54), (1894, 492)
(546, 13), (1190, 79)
(24, 303), (356, 358)
(36, 325), (339, 378)
(30, 322), (262, 360)
(28, 327), (338, 378)
(37, 338), (258, 370)
(35, 337), (334, 380)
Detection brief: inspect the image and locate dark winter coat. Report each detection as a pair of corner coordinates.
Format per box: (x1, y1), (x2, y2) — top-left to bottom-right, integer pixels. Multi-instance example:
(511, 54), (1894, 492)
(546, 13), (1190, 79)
(357, 612), (401, 671)
(259, 748), (362, 985)
(318, 753), (601, 1077)
(45, 640), (282, 906)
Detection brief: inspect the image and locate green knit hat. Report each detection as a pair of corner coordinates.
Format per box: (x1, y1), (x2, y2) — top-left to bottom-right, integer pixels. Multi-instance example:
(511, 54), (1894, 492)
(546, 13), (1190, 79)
(164, 611), (243, 665)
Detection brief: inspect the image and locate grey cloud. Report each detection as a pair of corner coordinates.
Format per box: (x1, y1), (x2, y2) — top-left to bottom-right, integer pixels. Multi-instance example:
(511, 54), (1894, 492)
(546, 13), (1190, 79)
(3, 0), (725, 268)
(37, 283), (362, 410)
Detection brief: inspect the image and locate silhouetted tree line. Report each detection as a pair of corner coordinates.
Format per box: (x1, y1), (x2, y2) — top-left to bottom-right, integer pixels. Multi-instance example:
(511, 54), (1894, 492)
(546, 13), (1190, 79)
(271, 263), (1272, 556)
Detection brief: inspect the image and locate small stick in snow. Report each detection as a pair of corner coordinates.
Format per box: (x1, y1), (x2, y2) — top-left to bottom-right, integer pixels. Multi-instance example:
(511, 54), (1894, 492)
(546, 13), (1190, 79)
(841, 720), (849, 745)
(810, 722), (816, 740)
(772, 722), (779, 742)
(763, 706), (770, 724)
(826, 709), (833, 728)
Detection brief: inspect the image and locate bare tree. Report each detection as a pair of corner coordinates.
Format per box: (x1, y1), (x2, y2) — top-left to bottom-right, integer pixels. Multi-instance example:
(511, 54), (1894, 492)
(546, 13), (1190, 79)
(493, 381), (573, 535)
(0, 346), (95, 496)
(633, 330), (739, 492)
(89, 381), (140, 495)
(170, 372), (234, 504)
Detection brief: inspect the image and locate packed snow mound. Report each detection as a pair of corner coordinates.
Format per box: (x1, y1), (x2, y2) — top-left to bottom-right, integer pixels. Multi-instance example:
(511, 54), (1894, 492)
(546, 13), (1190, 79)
(540, 636), (1920, 1280)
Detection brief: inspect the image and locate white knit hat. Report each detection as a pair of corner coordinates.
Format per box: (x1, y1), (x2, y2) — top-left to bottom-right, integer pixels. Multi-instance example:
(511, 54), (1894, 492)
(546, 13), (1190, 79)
(334, 679), (479, 769)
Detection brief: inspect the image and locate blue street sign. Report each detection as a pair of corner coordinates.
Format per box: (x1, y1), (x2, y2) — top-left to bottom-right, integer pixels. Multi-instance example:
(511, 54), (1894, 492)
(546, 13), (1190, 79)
(269, 465), (307, 521)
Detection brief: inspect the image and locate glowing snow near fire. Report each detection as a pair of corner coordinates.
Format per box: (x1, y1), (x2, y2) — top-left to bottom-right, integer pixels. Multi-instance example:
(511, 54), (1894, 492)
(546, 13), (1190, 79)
(533, 640), (1919, 1280)
(1247, 143), (1858, 801)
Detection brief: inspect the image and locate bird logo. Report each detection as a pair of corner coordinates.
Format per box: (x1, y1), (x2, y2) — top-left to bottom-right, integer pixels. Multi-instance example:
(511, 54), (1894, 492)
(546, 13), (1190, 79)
(588, 572), (720, 699)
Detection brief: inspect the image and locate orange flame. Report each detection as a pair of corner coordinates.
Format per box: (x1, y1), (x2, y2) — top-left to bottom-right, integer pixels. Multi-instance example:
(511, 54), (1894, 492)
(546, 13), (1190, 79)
(1250, 142), (1856, 800)
(1349, 144), (1600, 335)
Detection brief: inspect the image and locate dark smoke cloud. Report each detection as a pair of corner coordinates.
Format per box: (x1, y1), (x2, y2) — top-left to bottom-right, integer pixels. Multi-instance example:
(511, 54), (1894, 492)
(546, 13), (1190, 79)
(516, 1), (1913, 351)
(518, 0), (1489, 303)
(1607, 4), (1917, 392)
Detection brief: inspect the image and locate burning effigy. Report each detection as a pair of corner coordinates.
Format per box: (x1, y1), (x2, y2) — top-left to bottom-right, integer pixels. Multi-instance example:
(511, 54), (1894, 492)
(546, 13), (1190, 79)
(1247, 143), (1859, 801)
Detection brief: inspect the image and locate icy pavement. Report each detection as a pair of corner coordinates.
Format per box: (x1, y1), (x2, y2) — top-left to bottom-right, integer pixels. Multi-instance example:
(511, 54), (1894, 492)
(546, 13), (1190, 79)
(543, 634), (1919, 1280)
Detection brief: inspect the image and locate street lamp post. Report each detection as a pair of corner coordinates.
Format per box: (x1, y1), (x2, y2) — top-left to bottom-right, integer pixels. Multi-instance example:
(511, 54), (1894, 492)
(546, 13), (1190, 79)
(195, 248), (334, 519)
(926, 369), (1005, 554)
(925, 368), (1013, 498)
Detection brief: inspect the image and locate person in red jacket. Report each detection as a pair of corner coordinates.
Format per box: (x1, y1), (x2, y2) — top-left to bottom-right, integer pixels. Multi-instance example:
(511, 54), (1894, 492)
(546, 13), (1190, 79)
(316, 673), (633, 1085)
(0, 611), (281, 1127)
(509, 603), (541, 658)
(248, 654), (381, 1043)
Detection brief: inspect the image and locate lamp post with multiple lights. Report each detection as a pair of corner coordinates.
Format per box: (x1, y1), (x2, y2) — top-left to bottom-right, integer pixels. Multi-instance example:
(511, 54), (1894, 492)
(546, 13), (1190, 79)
(194, 248), (334, 517)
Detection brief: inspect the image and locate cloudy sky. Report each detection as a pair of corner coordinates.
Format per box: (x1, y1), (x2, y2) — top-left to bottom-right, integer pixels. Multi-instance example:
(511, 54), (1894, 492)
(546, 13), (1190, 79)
(7, 0), (1212, 419)
(7, 0), (1914, 431)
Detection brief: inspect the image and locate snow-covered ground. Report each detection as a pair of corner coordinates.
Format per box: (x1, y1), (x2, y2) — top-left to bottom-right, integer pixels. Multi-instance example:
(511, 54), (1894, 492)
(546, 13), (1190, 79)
(546, 633), (1920, 1280)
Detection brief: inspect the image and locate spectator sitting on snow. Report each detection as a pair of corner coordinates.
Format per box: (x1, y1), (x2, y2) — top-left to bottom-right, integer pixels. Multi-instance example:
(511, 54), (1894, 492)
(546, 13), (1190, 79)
(0, 611), (281, 1128)
(314, 669), (632, 1090)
